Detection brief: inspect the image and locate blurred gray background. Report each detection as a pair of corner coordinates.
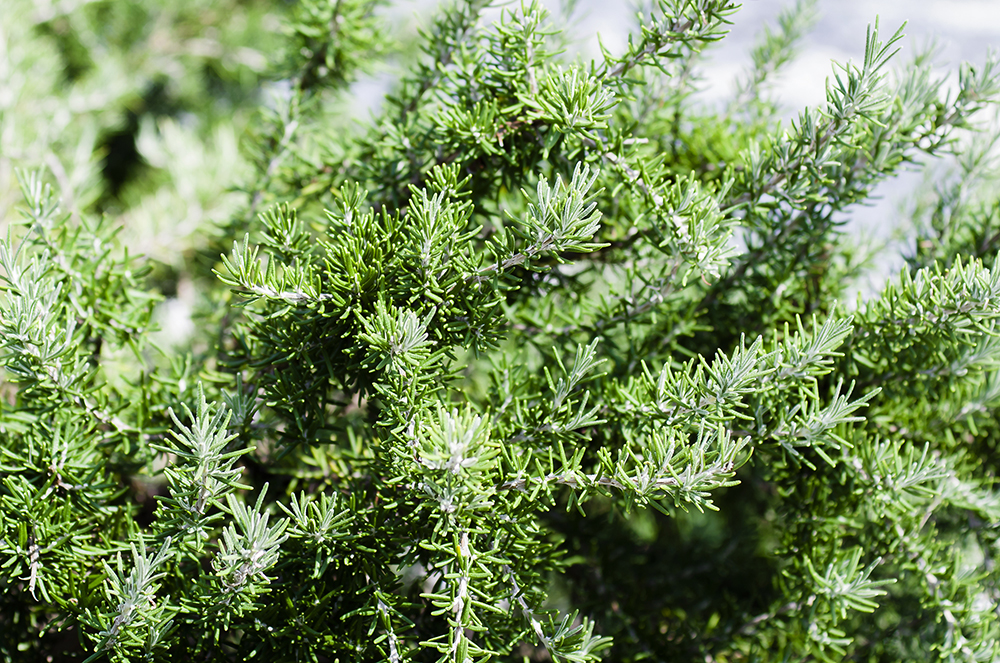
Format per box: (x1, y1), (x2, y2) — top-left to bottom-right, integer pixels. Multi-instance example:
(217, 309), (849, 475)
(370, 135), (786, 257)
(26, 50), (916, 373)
(567, 0), (1000, 108)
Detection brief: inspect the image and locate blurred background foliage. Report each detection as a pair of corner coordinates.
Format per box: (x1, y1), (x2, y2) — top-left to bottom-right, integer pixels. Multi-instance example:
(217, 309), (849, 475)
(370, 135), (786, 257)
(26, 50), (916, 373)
(3, 0), (275, 337)
(1, 0), (415, 367)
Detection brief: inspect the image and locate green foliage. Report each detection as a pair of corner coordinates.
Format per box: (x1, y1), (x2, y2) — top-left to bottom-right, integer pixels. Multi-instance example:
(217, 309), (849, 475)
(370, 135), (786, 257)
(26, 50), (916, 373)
(3, 0), (1000, 661)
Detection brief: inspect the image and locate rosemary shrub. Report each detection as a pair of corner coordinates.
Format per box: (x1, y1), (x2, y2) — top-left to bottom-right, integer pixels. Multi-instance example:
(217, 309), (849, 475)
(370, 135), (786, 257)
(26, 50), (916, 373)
(2, 0), (1000, 661)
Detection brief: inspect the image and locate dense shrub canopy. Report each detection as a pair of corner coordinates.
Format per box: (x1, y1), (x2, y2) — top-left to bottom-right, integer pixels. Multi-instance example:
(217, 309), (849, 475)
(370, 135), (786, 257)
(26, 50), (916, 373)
(2, 0), (1000, 661)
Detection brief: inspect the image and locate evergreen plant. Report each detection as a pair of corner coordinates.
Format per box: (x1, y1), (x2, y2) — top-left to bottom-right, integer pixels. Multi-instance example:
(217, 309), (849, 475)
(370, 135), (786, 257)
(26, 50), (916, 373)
(3, 0), (1000, 660)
